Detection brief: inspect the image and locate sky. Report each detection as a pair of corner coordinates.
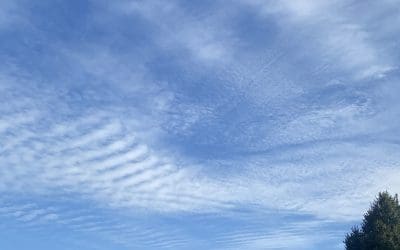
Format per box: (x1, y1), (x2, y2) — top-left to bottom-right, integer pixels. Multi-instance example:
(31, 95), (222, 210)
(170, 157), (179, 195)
(0, 0), (400, 249)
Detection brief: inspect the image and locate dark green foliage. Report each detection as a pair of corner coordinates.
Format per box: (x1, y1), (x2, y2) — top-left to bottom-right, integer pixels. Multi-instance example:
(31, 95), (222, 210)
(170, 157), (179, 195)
(344, 192), (400, 250)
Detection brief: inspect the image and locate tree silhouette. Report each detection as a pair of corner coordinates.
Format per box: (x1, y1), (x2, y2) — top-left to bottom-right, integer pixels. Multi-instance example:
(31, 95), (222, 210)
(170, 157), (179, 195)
(345, 192), (400, 250)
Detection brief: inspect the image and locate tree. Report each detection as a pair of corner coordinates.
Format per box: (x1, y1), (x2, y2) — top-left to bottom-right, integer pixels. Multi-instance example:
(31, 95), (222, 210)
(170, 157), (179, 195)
(344, 191), (400, 250)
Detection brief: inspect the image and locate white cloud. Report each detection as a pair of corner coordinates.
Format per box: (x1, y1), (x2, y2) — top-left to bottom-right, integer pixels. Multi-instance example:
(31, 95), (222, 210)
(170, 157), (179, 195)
(0, 0), (24, 30)
(111, 0), (234, 64)
(243, 0), (394, 80)
(1, 1), (400, 248)
(1, 77), (398, 220)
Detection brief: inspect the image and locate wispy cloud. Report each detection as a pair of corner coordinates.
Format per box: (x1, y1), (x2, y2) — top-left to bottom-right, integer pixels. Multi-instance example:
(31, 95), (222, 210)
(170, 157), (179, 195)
(1, 0), (400, 249)
(244, 0), (396, 79)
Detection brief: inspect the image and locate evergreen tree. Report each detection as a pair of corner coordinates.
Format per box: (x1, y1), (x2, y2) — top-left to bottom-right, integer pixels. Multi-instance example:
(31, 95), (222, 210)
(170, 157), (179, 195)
(344, 192), (400, 250)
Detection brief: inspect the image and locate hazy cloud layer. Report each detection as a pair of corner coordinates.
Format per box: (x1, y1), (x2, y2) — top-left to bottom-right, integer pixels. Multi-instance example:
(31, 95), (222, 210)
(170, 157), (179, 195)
(1, 1), (399, 249)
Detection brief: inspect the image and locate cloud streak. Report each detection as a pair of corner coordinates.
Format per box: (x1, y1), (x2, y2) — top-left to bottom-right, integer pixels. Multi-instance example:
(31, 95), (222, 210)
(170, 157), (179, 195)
(1, 0), (400, 249)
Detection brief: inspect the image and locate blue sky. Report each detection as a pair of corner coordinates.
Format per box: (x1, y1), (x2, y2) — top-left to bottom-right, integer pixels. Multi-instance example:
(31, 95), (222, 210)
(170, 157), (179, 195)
(1, 0), (400, 249)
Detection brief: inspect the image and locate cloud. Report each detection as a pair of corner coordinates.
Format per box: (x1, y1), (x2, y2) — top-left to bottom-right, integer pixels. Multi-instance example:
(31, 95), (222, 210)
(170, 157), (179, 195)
(0, 198), (191, 249)
(0, 79), (235, 214)
(109, 0), (234, 64)
(1, 0), (399, 220)
(1, 1), (400, 249)
(243, 0), (395, 80)
(0, 0), (24, 29)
